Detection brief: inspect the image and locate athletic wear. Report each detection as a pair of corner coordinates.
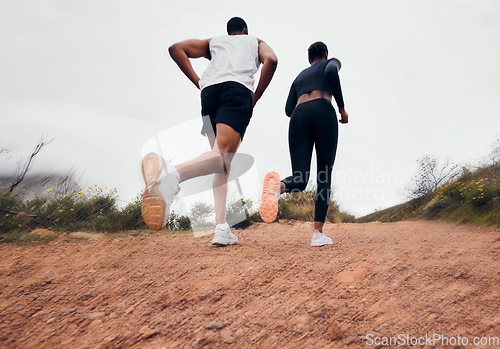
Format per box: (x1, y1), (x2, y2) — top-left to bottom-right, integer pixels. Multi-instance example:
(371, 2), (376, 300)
(311, 230), (333, 247)
(199, 35), (259, 139)
(141, 152), (180, 231)
(282, 56), (345, 223)
(212, 222), (238, 246)
(281, 98), (338, 223)
(200, 35), (260, 93)
(200, 81), (253, 139)
(259, 171), (280, 223)
(285, 58), (344, 117)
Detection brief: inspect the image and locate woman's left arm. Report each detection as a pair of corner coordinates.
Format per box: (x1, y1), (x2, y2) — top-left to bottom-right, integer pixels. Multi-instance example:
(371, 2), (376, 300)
(325, 59), (345, 110)
(325, 59), (348, 123)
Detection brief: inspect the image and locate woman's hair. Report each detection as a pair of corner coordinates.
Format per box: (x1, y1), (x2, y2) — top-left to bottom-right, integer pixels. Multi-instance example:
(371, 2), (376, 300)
(308, 41), (328, 64)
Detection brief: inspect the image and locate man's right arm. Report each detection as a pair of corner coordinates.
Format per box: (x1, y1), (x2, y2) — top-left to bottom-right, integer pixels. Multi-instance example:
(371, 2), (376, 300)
(168, 39), (211, 89)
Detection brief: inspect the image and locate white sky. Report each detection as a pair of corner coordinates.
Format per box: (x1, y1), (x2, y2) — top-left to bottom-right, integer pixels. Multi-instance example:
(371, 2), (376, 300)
(1, 0), (499, 217)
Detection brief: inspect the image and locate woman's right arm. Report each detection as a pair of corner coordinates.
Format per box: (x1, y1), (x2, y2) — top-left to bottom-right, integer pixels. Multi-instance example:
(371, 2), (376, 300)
(285, 83), (297, 117)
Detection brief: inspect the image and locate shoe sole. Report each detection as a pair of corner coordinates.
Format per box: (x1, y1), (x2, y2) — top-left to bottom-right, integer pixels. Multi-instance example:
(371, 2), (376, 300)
(141, 153), (167, 231)
(211, 240), (238, 246)
(311, 241), (333, 247)
(259, 171), (280, 224)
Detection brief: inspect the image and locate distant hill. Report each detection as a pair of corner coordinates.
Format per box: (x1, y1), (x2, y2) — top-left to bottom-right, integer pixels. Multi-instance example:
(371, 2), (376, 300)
(0, 174), (81, 201)
(357, 165), (500, 226)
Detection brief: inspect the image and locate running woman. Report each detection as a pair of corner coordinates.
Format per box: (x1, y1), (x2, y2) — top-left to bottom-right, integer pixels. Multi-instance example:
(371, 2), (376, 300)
(259, 41), (348, 247)
(142, 17), (278, 246)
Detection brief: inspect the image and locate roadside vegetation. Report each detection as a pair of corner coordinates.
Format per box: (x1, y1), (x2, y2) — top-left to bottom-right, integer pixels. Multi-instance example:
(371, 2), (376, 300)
(0, 184), (354, 243)
(357, 164), (500, 226)
(3, 136), (497, 243)
(0, 185), (145, 237)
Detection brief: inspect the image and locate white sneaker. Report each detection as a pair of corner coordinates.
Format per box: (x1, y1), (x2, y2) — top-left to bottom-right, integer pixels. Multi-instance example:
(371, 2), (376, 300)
(311, 230), (333, 247)
(212, 223), (238, 246)
(141, 152), (180, 231)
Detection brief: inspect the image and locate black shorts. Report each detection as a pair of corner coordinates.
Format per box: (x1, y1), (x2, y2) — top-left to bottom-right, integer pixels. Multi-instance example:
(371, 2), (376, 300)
(200, 81), (253, 140)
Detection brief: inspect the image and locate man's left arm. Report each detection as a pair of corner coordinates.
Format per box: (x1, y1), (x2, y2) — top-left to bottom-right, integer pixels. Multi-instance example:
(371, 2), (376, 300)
(253, 39), (278, 107)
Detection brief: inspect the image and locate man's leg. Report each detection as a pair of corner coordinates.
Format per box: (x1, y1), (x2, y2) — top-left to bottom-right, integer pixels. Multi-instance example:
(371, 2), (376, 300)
(210, 123), (241, 225)
(173, 123), (240, 224)
(141, 124), (238, 231)
(174, 147), (225, 182)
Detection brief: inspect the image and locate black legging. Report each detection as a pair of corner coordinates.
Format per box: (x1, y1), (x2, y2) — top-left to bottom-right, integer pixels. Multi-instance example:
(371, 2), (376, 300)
(281, 98), (338, 222)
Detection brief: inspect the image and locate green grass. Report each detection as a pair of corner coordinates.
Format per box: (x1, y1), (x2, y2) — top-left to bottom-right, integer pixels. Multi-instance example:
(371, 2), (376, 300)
(0, 231), (58, 244)
(102, 229), (192, 239)
(277, 190), (355, 223)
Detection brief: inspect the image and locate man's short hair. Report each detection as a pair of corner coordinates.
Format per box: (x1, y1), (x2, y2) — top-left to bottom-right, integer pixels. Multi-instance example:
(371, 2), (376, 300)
(227, 17), (248, 35)
(308, 41), (328, 64)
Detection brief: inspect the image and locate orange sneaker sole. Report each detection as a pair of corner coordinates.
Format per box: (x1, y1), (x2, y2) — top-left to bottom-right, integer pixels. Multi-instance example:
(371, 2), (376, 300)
(259, 171), (280, 224)
(141, 153), (166, 231)
(141, 193), (167, 231)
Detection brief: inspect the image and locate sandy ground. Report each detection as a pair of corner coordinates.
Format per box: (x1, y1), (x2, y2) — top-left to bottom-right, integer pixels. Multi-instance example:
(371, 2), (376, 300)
(0, 220), (499, 348)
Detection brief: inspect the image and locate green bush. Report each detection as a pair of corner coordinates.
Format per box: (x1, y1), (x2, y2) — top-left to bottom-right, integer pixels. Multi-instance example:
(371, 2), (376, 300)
(0, 193), (23, 233)
(227, 198), (253, 229)
(1, 182), (358, 238)
(116, 194), (146, 230)
(189, 202), (213, 230)
(167, 211), (192, 231)
(0, 186), (150, 234)
(429, 173), (499, 211)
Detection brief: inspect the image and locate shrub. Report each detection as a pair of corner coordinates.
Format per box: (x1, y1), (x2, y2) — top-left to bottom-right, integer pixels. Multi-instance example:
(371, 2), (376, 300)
(0, 186), (148, 234)
(277, 189), (354, 223)
(1, 182), (358, 237)
(0, 193), (23, 233)
(420, 165), (500, 224)
(167, 211), (192, 231)
(227, 198), (253, 229)
(116, 194), (146, 230)
(189, 202), (214, 230)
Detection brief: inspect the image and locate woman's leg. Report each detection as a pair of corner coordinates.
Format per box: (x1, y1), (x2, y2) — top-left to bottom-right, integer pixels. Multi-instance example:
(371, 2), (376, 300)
(281, 106), (314, 193)
(311, 101), (338, 231)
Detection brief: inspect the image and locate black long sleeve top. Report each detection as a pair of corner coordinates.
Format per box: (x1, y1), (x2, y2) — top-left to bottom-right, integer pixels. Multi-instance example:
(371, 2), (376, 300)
(285, 58), (345, 117)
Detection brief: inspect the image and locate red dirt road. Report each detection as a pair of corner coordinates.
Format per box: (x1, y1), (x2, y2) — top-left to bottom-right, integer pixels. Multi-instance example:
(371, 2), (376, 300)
(0, 221), (499, 348)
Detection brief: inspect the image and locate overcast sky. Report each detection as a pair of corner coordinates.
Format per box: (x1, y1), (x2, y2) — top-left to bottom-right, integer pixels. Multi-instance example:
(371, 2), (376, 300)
(1, 0), (499, 217)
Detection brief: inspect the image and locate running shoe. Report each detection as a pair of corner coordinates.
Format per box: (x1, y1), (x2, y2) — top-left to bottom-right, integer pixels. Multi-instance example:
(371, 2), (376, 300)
(311, 230), (333, 247)
(141, 152), (180, 231)
(259, 171), (280, 224)
(211, 222), (238, 246)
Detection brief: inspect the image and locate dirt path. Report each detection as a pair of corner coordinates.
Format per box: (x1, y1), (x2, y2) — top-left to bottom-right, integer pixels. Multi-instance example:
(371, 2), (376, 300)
(0, 221), (499, 348)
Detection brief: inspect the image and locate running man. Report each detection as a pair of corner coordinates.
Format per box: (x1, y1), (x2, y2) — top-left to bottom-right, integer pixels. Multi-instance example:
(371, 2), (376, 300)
(259, 41), (348, 247)
(141, 17), (278, 246)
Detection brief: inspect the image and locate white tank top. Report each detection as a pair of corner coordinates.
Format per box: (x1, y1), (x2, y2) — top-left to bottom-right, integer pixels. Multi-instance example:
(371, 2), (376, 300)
(199, 35), (260, 92)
